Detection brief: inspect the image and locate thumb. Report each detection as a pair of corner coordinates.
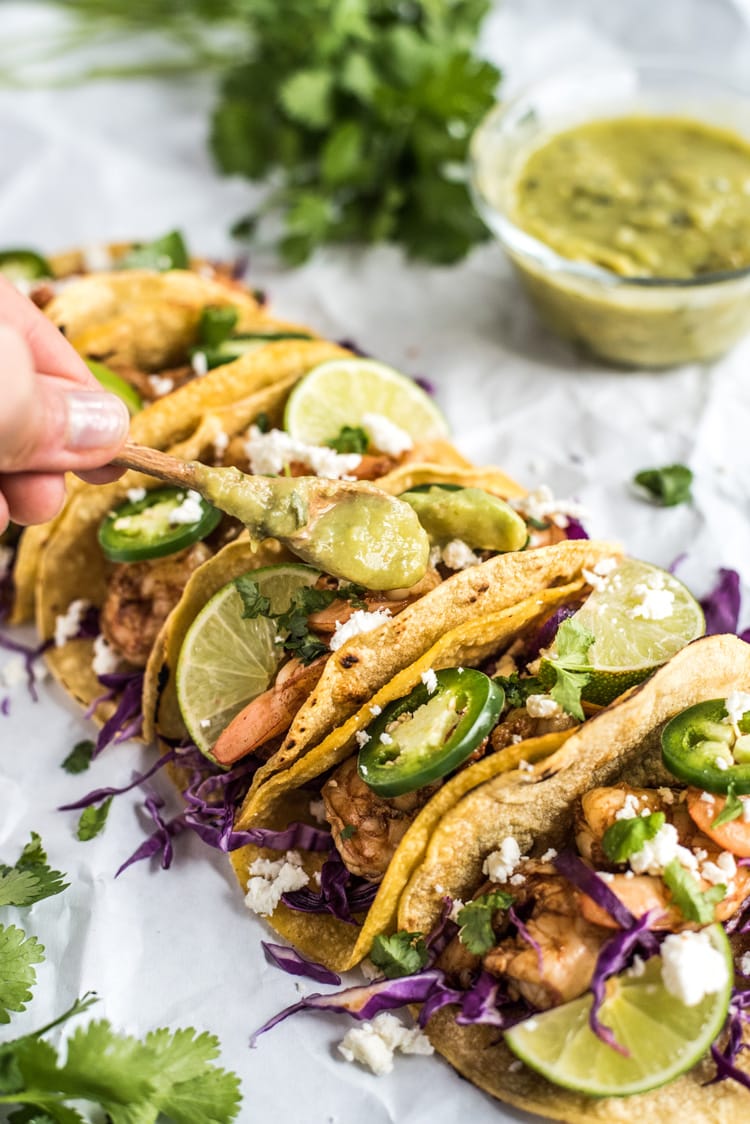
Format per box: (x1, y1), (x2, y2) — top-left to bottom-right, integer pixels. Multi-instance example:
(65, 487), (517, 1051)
(0, 325), (130, 474)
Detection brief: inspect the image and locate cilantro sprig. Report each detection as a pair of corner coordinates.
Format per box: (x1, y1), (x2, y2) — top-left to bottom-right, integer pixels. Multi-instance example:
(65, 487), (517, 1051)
(0, 995), (242, 1122)
(633, 464), (693, 507)
(370, 930), (429, 978)
(601, 812), (665, 864)
(456, 890), (513, 955)
(662, 859), (725, 923)
(712, 783), (743, 829)
(327, 426), (369, 455)
(544, 618), (594, 722)
(492, 672), (543, 711)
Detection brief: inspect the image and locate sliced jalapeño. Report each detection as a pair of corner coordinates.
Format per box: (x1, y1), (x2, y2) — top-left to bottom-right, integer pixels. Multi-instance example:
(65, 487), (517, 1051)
(98, 486), (221, 564)
(662, 698), (750, 794)
(357, 669), (505, 798)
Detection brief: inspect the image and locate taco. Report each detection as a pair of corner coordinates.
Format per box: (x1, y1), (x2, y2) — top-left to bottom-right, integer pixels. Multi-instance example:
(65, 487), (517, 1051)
(390, 633), (750, 1120)
(5, 229), (314, 626)
(223, 544), (717, 974)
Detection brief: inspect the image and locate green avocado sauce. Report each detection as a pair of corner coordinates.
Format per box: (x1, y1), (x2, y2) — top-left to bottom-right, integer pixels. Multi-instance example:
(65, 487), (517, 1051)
(513, 116), (750, 279)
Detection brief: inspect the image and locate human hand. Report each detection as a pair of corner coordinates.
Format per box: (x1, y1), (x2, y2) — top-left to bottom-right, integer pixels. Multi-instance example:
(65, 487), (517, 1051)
(0, 277), (130, 534)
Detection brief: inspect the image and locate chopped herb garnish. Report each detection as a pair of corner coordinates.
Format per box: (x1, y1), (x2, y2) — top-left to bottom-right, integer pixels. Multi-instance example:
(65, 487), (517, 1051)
(118, 229), (189, 271)
(545, 618), (594, 721)
(254, 412), (270, 433)
(663, 858), (725, 923)
(62, 739), (95, 775)
(0, 834), (68, 907)
(633, 464), (693, 507)
(492, 672), (542, 711)
(197, 305), (239, 348)
(712, 783), (744, 829)
(370, 930), (429, 978)
(339, 824), (357, 841)
(327, 425), (369, 455)
(76, 798), (113, 842)
(602, 812), (665, 864)
(457, 890), (513, 955)
(233, 576), (271, 619)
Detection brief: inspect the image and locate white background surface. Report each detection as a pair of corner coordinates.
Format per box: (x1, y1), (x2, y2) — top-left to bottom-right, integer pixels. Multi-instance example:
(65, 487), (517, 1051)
(3, 2), (750, 1121)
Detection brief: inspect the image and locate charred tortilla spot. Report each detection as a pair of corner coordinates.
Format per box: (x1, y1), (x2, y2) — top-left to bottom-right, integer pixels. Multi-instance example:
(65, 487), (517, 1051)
(340, 654), (359, 668)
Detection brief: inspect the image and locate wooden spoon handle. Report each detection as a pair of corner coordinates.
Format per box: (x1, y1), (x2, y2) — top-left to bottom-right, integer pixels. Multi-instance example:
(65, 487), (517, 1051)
(111, 444), (200, 490)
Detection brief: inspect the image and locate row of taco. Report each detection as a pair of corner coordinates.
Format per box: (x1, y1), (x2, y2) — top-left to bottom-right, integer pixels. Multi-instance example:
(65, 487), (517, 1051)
(5, 235), (748, 1120)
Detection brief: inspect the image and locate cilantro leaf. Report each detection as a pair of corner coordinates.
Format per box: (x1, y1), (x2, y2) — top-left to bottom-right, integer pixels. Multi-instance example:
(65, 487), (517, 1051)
(233, 576), (271, 619)
(634, 464), (693, 507)
(118, 229), (189, 271)
(662, 859), (726, 923)
(0, 834), (68, 906)
(370, 931), (429, 978)
(197, 305), (238, 349)
(492, 673), (542, 711)
(61, 740), (94, 775)
(327, 425), (369, 454)
(712, 783), (743, 829)
(601, 812), (665, 863)
(457, 890), (513, 955)
(339, 824), (357, 841)
(76, 798), (112, 842)
(0, 924), (44, 1024)
(0, 1008), (242, 1123)
(545, 618), (594, 721)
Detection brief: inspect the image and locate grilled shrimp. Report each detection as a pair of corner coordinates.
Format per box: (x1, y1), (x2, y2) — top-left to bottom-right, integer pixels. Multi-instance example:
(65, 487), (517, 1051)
(100, 542), (212, 667)
(306, 567), (442, 635)
(483, 872), (609, 1010)
(322, 757), (439, 882)
(575, 784), (670, 867)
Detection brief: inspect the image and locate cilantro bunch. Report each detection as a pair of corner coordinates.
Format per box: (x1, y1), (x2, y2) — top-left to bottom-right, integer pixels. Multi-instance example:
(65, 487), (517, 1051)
(55, 0), (501, 263)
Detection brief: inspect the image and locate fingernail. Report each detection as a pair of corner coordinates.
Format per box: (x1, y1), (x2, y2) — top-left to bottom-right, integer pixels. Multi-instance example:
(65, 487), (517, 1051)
(65, 392), (130, 451)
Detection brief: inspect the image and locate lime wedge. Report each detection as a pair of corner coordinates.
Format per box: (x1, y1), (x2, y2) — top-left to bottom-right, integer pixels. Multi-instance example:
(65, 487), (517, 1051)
(176, 563), (320, 757)
(283, 358), (449, 446)
(541, 559), (705, 706)
(505, 924), (731, 1097)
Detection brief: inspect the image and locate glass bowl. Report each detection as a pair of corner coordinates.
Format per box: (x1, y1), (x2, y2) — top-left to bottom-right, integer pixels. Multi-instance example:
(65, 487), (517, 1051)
(470, 59), (750, 368)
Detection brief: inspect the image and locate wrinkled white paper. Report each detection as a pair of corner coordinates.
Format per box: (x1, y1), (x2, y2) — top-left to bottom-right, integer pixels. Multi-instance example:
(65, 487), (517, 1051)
(2, 2), (750, 1121)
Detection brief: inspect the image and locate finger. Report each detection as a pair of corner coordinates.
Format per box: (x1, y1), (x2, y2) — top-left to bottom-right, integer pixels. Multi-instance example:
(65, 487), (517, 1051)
(0, 490), (8, 536)
(0, 327), (129, 475)
(0, 473), (66, 526)
(0, 276), (97, 388)
(75, 465), (126, 485)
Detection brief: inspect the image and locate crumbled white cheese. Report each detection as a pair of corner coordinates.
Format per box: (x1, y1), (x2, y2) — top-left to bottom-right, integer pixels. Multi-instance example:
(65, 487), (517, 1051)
(615, 793), (643, 820)
(660, 930), (730, 1006)
(369, 704), (382, 717)
(429, 545), (443, 568)
(126, 487), (147, 504)
(511, 484), (588, 529)
(741, 952), (750, 977)
(657, 787), (675, 805)
(518, 759), (534, 773)
(199, 718), (211, 729)
(148, 374), (174, 398)
(700, 851), (736, 888)
(700, 791), (716, 804)
(598, 871), (614, 883)
(338, 1013), (433, 1076)
(483, 837), (523, 884)
(509, 873), (526, 886)
(525, 694), (562, 720)
(742, 798), (750, 823)
(510, 734), (523, 745)
(379, 732), (393, 746)
(0, 544), (14, 580)
(448, 898), (465, 923)
(628, 578), (675, 621)
(440, 539), (481, 571)
(213, 431), (229, 461)
(508, 1059), (523, 1073)
(54, 598), (90, 648)
(244, 851), (309, 916)
(329, 608), (392, 652)
(582, 557), (619, 591)
(92, 634), (120, 677)
(361, 413), (413, 456)
(541, 848), (558, 862)
(308, 799), (327, 824)
(628, 822), (697, 877)
(244, 426), (362, 479)
(724, 690), (750, 736)
(355, 730), (371, 748)
(626, 955), (646, 979)
(191, 350), (209, 376)
(82, 242), (113, 271)
(168, 490), (204, 525)
(421, 669), (438, 695)
(1, 656), (26, 689)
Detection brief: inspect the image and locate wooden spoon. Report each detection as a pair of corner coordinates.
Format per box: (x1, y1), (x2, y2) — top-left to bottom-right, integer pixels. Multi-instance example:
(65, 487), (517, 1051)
(112, 443), (429, 590)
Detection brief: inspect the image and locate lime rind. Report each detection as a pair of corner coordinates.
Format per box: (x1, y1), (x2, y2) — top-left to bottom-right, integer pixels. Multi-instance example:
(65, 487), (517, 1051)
(283, 358), (449, 446)
(504, 924), (732, 1098)
(175, 563), (320, 757)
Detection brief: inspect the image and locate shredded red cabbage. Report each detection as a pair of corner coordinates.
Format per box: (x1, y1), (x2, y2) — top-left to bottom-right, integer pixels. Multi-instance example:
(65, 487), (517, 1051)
(523, 605), (580, 664)
(115, 792), (187, 877)
(701, 569), (742, 636)
(261, 941), (341, 986)
(553, 851), (637, 929)
(587, 911), (662, 1055)
(710, 988), (750, 1090)
(0, 631), (50, 702)
(335, 338), (369, 357)
(250, 969), (445, 1046)
(454, 969), (530, 1029)
(413, 375), (436, 397)
(282, 852), (378, 924)
(95, 670), (145, 755)
(424, 897), (456, 960)
(564, 517), (589, 541)
(509, 904), (543, 976)
(59, 750), (176, 811)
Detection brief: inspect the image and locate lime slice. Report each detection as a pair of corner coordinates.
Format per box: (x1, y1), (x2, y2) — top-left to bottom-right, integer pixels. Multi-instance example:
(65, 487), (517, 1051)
(541, 559), (705, 706)
(176, 563), (320, 757)
(283, 358), (449, 446)
(505, 924), (731, 1097)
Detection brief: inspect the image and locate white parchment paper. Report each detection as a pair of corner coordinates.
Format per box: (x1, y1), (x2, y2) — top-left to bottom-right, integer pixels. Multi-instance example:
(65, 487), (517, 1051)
(2, 2), (750, 1121)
